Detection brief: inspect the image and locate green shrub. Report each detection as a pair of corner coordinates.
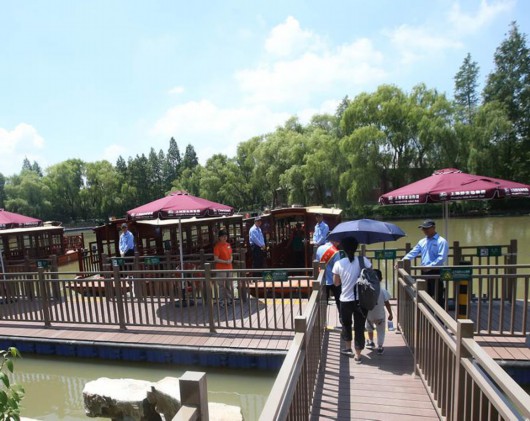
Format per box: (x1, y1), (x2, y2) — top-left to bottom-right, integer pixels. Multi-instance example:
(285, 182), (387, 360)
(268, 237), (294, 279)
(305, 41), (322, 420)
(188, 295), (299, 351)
(0, 348), (24, 421)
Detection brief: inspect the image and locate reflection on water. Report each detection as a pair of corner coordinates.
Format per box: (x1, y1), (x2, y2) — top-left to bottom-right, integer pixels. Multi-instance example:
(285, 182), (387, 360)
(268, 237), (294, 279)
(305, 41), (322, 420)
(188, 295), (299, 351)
(12, 355), (275, 421)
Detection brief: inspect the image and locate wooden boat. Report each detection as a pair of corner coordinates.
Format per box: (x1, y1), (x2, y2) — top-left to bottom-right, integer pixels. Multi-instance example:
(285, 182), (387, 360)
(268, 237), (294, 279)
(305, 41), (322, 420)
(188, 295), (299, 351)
(244, 206), (342, 270)
(0, 224), (86, 271)
(91, 215), (245, 271)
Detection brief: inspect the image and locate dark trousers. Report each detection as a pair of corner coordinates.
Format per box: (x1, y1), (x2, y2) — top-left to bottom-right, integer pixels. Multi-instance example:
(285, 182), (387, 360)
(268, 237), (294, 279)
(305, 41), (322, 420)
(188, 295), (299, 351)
(340, 300), (367, 351)
(124, 249), (135, 257)
(326, 284), (342, 318)
(423, 269), (445, 307)
(251, 245), (264, 276)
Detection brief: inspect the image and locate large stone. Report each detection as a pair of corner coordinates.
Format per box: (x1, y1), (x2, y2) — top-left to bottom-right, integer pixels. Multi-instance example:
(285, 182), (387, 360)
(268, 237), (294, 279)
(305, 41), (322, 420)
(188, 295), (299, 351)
(208, 402), (243, 421)
(146, 377), (182, 420)
(83, 377), (161, 420)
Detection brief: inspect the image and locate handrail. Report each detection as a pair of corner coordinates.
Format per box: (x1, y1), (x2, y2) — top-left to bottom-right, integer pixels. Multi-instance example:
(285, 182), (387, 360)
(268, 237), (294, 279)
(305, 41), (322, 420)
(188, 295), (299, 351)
(396, 263), (530, 421)
(259, 268), (325, 421)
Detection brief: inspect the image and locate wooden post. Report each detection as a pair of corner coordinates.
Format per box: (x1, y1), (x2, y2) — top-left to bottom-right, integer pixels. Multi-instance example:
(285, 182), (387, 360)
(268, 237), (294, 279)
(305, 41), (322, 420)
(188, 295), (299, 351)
(204, 263), (216, 333)
(179, 371), (209, 420)
(504, 239), (517, 301)
(113, 265), (127, 330)
(414, 279), (427, 376)
(453, 319), (474, 421)
(38, 267), (51, 327)
(199, 249), (206, 269)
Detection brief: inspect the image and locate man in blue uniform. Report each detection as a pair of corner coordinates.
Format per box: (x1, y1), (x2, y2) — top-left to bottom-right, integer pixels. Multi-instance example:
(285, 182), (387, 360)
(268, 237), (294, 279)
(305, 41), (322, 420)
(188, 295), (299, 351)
(400, 219), (448, 306)
(249, 216), (266, 275)
(119, 223), (135, 257)
(312, 213), (329, 258)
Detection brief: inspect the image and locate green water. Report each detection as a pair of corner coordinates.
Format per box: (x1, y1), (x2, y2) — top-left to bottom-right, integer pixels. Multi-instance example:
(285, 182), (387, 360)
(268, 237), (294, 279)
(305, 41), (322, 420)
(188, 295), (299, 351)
(12, 355), (275, 421)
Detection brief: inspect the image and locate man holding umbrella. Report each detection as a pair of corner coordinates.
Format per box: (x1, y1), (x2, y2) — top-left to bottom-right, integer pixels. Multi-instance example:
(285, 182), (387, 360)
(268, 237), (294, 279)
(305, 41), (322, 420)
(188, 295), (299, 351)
(398, 219), (448, 306)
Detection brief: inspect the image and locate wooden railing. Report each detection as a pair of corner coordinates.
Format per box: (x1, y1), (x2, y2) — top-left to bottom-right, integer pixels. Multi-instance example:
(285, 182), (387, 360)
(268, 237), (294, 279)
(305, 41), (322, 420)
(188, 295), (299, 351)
(259, 267), (326, 420)
(397, 268), (530, 420)
(363, 240), (517, 298)
(0, 264), (318, 332)
(405, 262), (530, 335)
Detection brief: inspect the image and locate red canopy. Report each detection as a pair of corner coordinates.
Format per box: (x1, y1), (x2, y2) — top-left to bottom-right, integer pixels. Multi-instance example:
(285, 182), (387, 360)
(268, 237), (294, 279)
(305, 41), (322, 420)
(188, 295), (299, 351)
(127, 191), (234, 220)
(379, 168), (530, 205)
(0, 209), (42, 229)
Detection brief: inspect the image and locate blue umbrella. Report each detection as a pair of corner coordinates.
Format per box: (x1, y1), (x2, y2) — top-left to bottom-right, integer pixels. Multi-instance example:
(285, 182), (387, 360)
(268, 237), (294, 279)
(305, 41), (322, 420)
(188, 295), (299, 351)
(327, 219), (406, 244)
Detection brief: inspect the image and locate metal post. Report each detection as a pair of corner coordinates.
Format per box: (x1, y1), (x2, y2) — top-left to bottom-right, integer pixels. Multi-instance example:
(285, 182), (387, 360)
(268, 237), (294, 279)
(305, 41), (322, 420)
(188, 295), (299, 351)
(38, 267), (51, 327)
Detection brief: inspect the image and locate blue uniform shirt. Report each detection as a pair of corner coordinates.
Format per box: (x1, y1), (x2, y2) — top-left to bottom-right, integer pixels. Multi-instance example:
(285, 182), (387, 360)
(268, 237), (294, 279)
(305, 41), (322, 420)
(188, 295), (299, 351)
(313, 221), (329, 246)
(249, 224), (265, 248)
(119, 230), (135, 254)
(403, 232), (448, 267)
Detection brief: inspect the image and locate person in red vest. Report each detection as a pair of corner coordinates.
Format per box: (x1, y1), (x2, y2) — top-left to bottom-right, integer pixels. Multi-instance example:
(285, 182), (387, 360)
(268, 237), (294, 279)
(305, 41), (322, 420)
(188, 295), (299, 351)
(316, 239), (345, 322)
(213, 230), (233, 307)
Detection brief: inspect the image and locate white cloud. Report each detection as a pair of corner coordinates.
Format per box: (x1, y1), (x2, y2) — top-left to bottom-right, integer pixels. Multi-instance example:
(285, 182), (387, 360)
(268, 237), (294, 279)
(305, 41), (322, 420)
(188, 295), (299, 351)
(0, 123), (45, 175)
(101, 144), (127, 164)
(168, 86), (184, 95)
(151, 100), (291, 163)
(387, 24), (463, 65)
(449, 0), (515, 35)
(265, 16), (320, 57)
(237, 34), (386, 105)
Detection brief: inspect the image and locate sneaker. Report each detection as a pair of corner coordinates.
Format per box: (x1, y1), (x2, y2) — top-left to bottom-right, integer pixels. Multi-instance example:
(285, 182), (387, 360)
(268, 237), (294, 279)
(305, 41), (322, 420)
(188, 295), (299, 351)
(354, 355), (362, 364)
(377, 346), (384, 355)
(340, 348), (353, 356)
(366, 340), (375, 350)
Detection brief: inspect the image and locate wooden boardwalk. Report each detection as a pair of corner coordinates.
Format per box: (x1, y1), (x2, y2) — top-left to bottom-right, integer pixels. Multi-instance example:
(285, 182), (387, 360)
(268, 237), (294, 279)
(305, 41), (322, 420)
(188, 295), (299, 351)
(314, 303), (438, 420)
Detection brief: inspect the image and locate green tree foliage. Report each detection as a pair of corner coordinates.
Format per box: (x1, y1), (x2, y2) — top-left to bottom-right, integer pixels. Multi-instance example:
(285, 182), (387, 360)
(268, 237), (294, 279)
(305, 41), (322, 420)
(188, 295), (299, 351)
(0, 174), (5, 209)
(483, 21), (530, 180)
(454, 53), (480, 124)
(5, 171), (52, 219)
(81, 161), (123, 220)
(45, 159), (85, 222)
(0, 347), (24, 421)
(182, 144), (199, 171)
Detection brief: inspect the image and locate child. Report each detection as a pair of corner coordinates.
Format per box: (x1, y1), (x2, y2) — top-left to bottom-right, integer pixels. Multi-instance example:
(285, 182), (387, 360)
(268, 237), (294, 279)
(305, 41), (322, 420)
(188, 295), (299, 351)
(365, 269), (393, 355)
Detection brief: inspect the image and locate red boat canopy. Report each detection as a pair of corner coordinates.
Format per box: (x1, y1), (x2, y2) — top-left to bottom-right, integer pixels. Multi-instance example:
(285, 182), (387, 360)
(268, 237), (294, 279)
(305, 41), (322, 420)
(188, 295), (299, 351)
(379, 168), (530, 205)
(127, 191), (234, 220)
(0, 209), (42, 229)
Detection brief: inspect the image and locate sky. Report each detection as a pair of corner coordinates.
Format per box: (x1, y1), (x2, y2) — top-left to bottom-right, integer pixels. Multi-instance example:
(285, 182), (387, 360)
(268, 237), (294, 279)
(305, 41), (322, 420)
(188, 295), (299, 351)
(1, 0), (529, 176)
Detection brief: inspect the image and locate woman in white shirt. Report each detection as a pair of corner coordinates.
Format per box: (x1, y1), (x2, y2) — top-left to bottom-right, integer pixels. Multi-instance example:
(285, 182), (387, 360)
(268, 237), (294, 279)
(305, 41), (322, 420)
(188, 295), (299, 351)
(332, 236), (372, 363)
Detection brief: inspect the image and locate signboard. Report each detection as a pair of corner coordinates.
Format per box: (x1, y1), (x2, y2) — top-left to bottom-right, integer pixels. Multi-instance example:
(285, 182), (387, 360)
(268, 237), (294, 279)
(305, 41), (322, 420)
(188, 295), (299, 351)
(476, 246), (502, 257)
(145, 256), (161, 265)
(112, 258), (125, 267)
(262, 270), (289, 282)
(36, 260), (49, 268)
(440, 268), (472, 282)
(374, 249), (397, 260)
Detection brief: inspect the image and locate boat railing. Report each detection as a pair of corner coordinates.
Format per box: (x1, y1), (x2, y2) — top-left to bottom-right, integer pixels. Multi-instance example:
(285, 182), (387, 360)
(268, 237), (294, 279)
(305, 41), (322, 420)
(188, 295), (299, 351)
(259, 265), (326, 420)
(396, 265), (530, 420)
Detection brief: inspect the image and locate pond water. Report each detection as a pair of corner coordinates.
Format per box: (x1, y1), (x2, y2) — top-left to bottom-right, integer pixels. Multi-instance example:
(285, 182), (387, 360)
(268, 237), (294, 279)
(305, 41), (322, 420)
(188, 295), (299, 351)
(12, 355), (275, 421)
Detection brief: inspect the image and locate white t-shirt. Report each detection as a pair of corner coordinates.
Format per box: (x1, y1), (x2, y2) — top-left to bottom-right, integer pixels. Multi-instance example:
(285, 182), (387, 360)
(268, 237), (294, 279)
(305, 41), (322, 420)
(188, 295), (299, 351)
(366, 287), (391, 321)
(332, 256), (372, 302)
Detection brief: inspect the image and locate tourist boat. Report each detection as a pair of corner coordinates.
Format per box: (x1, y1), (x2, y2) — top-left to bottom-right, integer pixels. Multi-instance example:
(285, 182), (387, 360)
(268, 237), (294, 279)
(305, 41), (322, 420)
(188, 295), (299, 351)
(0, 221), (86, 271)
(244, 205), (343, 270)
(91, 214), (245, 270)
